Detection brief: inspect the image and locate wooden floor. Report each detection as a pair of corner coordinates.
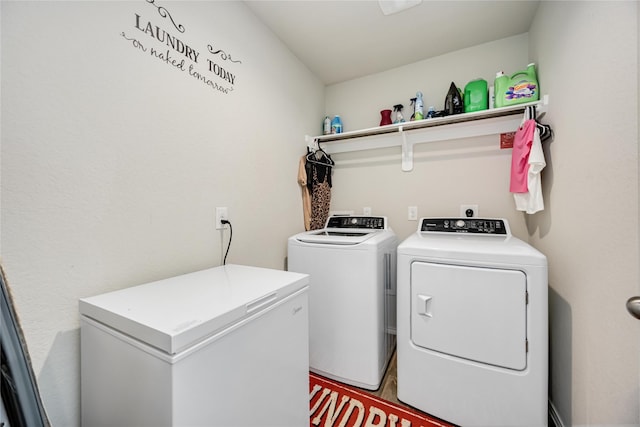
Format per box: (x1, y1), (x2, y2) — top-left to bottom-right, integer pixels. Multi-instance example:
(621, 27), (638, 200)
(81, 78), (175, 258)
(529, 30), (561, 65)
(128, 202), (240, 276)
(355, 350), (402, 406)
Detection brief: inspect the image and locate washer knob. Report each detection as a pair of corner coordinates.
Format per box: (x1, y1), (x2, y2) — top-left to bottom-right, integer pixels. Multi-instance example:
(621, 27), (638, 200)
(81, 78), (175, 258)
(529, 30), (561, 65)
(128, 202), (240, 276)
(351, 218), (358, 225)
(455, 220), (466, 228)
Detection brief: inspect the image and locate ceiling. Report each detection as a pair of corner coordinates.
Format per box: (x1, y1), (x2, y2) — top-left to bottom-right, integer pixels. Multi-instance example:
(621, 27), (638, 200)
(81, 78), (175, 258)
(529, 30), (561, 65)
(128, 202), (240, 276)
(244, 1), (540, 85)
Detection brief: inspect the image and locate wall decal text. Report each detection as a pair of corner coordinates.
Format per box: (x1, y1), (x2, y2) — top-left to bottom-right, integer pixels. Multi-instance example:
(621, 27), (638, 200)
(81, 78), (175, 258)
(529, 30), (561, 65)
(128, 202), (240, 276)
(120, 2), (242, 96)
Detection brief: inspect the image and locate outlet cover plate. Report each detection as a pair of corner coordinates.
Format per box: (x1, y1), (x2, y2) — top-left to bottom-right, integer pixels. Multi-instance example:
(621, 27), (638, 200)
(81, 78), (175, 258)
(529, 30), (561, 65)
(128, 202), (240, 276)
(408, 206), (418, 221)
(216, 207), (228, 229)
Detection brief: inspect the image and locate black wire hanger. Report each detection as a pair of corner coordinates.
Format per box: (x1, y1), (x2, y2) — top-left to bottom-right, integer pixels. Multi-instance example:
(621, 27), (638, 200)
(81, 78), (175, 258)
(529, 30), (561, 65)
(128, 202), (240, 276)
(306, 140), (334, 167)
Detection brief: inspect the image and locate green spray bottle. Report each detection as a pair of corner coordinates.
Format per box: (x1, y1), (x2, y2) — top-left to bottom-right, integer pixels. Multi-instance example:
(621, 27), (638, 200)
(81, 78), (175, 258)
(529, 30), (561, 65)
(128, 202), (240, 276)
(414, 91), (425, 120)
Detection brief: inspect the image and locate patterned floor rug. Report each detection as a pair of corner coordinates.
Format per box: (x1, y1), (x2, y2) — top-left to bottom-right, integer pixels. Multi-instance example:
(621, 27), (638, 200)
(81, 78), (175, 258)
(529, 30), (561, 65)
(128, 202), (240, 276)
(309, 372), (454, 427)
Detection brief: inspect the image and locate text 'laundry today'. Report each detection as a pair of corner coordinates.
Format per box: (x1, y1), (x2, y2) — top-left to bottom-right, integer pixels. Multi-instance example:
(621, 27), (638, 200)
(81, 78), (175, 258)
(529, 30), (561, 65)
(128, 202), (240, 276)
(134, 13), (236, 85)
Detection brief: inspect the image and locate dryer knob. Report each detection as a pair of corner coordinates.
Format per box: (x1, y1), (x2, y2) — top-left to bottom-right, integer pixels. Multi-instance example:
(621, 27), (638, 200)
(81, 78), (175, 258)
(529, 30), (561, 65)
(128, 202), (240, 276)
(455, 219), (466, 228)
(351, 218), (358, 225)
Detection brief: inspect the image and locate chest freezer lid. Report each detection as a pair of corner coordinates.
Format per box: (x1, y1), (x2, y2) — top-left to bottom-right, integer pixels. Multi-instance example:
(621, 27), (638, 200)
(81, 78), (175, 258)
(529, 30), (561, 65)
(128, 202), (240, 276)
(79, 264), (309, 355)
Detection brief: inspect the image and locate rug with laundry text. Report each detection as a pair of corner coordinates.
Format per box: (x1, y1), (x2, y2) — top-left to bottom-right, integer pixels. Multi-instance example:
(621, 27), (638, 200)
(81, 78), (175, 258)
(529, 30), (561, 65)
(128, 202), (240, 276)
(309, 372), (454, 427)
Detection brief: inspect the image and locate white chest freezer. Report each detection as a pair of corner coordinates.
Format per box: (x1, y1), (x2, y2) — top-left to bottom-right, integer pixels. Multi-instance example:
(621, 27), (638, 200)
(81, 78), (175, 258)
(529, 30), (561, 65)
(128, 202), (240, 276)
(80, 264), (309, 427)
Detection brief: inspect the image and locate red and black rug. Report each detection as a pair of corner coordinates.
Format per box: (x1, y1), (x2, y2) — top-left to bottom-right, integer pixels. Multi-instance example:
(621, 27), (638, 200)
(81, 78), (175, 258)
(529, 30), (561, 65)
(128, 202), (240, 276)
(309, 372), (454, 427)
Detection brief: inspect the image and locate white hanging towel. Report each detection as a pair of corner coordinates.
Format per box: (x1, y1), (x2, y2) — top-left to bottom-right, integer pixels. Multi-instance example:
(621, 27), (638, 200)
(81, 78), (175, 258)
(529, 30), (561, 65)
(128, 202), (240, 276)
(513, 125), (546, 214)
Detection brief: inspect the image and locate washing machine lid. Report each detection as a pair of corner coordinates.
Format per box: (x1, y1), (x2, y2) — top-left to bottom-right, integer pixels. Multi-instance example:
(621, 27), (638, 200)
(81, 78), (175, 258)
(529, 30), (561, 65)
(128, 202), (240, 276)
(295, 229), (380, 245)
(294, 216), (389, 245)
(79, 265), (309, 355)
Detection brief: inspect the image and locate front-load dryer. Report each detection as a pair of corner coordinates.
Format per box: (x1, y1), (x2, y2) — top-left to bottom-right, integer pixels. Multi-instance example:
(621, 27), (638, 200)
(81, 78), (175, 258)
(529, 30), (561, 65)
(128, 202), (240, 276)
(288, 216), (397, 390)
(397, 218), (548, 427)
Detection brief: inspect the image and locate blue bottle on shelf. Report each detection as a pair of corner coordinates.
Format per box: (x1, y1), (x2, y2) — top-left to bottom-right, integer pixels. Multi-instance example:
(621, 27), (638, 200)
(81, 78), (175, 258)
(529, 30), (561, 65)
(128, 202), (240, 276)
(331, 115), (342, 134)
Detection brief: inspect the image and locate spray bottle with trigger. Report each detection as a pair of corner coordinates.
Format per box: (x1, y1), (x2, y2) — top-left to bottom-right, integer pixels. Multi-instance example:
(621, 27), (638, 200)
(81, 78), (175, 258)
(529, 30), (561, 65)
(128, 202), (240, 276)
(409, 97), (417, 121)
(393, 104), (405, 124)
(414, 91), (425, 120)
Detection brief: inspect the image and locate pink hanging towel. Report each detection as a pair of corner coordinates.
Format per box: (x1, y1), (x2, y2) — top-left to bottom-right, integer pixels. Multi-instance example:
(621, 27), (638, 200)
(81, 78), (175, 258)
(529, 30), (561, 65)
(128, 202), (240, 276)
(510, 119), (537, 193)
(514, 126), (546, 214)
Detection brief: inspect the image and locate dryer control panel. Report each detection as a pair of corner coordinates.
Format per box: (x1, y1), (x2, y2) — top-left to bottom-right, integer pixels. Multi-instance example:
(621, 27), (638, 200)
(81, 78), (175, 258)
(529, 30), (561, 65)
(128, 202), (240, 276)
(420, 218), (508, 235)
(326, 216), (387, 230)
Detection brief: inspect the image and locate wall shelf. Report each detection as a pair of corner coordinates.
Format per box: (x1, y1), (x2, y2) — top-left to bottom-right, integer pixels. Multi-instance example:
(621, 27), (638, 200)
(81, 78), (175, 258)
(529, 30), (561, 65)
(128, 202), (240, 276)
(308, 96), (548, 171)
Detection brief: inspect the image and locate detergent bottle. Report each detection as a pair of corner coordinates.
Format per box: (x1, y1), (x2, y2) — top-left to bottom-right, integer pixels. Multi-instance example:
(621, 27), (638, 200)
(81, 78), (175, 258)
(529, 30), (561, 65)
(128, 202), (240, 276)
(494, 63), (539, 108)
(331, 115), (342, 134)
(323, 116), (331, 135)
(464, 79), (488, 113)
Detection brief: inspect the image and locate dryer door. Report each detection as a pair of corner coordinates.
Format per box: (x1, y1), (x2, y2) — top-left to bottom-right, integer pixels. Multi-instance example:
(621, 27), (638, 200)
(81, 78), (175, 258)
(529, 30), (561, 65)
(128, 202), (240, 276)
(410, 261), (527, 370)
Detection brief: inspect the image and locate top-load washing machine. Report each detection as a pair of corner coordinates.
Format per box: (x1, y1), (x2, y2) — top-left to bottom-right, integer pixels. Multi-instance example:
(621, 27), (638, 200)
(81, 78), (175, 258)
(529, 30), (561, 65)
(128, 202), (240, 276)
(288, 215), (397, 390)
(397, 218), (548, 427)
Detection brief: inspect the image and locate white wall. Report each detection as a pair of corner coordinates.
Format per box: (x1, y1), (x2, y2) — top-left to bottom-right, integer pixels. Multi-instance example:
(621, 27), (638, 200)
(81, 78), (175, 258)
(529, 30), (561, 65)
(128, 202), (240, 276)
(325, 34), (533, 242)
(0, 2), (323, 426)
(528, 2), (639, 426)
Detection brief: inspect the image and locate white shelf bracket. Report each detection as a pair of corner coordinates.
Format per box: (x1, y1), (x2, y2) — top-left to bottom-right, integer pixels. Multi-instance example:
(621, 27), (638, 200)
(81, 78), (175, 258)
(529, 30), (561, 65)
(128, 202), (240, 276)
(400, 126), (413, 172)
(536, 94), (550, 118)
(305, 134), (318, 152)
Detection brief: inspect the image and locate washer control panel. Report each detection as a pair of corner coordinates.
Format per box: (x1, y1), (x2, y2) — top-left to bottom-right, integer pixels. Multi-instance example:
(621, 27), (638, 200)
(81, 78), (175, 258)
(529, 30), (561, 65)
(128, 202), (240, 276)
(420, 218), (508, 235)
(326, 216), (387, 230)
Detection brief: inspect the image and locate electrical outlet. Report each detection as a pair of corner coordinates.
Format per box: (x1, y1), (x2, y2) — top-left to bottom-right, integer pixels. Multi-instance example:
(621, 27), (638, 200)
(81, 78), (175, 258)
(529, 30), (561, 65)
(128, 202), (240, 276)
(363, 207), (372, 216)
(460, 204), (478, 218)
(408, 206), (418, 221)
(215, 207), (228, 229)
